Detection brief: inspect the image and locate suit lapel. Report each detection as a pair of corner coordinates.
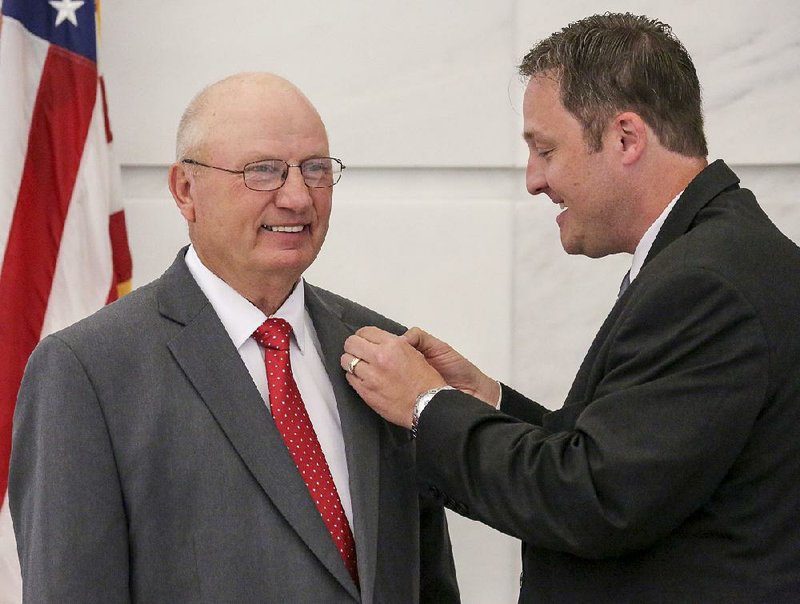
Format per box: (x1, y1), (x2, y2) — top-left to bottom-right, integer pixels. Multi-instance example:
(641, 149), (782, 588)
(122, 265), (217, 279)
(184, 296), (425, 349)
(305, 283), (381, 603)
(157, 251), (360, 599)
(566, 161), (741, 407)
(644, 159), (740, 268)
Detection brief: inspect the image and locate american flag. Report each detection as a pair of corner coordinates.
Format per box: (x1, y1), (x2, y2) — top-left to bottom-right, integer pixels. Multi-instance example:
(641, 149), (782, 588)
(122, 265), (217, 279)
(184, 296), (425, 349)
(0, 1), (132, 598)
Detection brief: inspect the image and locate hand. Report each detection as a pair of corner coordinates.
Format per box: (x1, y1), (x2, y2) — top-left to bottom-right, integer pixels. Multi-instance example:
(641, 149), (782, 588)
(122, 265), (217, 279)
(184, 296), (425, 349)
(403, 327), (500, 406)
(341, 327), (446, 428)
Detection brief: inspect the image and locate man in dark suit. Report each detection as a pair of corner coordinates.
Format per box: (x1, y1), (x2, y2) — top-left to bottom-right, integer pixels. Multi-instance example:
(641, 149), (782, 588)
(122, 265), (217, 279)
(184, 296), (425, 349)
(9, 72), (459, 603)
(341, 13), (800, 602)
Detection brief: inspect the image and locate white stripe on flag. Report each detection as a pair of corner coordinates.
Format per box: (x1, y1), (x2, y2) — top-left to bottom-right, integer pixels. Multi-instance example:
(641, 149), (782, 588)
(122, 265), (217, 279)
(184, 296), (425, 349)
(0, 498), (21, 604)
(0, 17), (49, 265)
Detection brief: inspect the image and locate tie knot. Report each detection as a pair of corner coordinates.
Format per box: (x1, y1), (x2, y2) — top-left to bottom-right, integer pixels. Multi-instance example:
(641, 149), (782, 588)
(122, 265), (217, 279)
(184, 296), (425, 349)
(253, 317), (292, 351)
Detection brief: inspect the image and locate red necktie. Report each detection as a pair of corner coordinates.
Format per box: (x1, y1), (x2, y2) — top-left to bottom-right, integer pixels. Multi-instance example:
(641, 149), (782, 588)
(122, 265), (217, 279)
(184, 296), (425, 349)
(253, 318), (359, 586)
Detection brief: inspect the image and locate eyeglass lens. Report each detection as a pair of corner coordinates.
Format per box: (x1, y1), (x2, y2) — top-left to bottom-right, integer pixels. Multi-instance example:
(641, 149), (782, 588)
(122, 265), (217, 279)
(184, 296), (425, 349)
(243, 158), (341, 191)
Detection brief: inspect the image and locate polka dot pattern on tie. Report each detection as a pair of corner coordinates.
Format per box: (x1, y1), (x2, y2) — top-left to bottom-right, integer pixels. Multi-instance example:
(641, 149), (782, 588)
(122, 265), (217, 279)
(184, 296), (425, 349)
(253, 318), (359, 586)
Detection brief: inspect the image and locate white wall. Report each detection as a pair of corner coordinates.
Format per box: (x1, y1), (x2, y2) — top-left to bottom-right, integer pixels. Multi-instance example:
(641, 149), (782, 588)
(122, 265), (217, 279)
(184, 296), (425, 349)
(31, 1), (799, 602)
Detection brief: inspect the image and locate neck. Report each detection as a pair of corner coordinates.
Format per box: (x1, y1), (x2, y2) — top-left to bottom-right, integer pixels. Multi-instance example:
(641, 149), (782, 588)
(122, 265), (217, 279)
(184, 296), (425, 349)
(628, 154), (707, 251)
(191, 247), (300, 316)
(658, 155), (708, 203)
(247, 279), (299, 316)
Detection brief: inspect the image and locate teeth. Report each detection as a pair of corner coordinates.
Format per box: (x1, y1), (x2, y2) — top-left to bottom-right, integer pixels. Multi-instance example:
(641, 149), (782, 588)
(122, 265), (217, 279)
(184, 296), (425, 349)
(263, 225), (304, 233)
(559, 203), (566, 210)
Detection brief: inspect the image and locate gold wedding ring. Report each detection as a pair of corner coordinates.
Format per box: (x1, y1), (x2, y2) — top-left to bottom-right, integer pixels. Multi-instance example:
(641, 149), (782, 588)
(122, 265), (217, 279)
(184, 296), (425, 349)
(348, 356), (362, 376)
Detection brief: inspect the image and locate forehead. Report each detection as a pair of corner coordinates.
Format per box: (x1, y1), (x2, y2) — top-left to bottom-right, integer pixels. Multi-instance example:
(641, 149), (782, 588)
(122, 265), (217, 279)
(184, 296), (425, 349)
(522, 75), (577, 143)
(203, 80), (329, 155)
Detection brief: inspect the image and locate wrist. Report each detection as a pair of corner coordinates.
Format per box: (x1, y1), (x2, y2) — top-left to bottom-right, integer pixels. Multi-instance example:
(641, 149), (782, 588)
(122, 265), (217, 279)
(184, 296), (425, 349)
(465, 375), (501, 407)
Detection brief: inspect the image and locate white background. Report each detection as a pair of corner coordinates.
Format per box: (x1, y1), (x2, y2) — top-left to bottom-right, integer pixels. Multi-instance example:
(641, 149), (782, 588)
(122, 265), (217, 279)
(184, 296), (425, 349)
(3, 1), (799, 602)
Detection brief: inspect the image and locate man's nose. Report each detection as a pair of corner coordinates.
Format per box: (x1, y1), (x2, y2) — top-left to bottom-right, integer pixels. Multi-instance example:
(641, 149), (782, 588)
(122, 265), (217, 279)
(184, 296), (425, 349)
(275, 166), (313, 209)
(526, 157), (547, 196)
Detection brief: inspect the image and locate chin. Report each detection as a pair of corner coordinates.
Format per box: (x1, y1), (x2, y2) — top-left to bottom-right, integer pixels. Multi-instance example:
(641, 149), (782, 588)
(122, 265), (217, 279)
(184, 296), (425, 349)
(559, 233), (581, 256)
(270, 250), (316, 273)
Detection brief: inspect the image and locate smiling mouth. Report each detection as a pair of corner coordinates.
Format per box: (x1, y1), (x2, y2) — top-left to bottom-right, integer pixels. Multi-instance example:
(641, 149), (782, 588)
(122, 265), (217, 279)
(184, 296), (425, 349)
(261, 225), (305, 233)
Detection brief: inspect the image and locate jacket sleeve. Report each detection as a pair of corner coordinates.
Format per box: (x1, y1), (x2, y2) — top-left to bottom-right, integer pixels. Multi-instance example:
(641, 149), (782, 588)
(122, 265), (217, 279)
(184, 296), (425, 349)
(418, 489), (461, 603)
(499, 383), (549, 425)
(9, 335), (131, 602)
(415, 267), (769, 559)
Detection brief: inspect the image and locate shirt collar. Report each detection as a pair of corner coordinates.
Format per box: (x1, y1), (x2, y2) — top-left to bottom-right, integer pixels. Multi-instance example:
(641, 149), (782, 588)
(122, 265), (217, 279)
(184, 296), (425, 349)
(629, 192), (682, 284)
(184, 245), (307, 352)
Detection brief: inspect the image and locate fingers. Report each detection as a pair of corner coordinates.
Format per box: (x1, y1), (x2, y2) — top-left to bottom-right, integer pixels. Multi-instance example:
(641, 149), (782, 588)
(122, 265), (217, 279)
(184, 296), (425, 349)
(346, 354), (363, 376)
(402, 326), (425, 348)
(342, 333), (374, 364)
(340, 329), (393, 378)
(354, 325), (395, 344)
(403, 326), (444, 356)
(341, 327), (392, 369)
(340, 352), (366, 379)
(341, 326), (437, 381)
(344, 326), (414, 363)
(340, 328), (419, 381)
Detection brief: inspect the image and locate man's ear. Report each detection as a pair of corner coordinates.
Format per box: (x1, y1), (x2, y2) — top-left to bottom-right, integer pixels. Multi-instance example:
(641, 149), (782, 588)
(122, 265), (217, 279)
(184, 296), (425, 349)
(611, 111), (647, 165)
(168, 162), (196, 222)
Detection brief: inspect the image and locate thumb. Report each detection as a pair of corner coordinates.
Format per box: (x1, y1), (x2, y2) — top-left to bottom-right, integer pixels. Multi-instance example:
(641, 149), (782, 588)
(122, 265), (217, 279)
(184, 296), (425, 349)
(402, 326), (425, 349)
(403, 326), (443, 357)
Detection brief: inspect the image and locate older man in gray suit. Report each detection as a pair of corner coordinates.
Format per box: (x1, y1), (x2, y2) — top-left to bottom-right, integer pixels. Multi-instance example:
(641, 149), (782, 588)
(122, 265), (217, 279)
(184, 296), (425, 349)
(9, 73), (459, 603)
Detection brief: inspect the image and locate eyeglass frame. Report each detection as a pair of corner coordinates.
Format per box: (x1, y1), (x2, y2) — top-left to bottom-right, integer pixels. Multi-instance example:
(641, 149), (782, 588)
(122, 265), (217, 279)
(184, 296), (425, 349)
(181, 156), (346, 192)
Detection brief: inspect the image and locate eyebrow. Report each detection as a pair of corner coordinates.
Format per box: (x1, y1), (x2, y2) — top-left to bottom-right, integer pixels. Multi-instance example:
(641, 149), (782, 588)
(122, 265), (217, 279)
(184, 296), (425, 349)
(524, 124), (557, 146)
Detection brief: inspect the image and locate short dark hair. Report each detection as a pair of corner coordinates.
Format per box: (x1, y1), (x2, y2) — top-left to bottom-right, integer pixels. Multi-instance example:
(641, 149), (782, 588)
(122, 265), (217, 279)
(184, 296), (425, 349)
(519, 12), (707, 157)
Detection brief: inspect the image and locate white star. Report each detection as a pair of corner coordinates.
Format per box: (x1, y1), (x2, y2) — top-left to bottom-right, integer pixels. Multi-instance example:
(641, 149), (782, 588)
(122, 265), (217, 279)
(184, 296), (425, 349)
(49, 0), (85, 28)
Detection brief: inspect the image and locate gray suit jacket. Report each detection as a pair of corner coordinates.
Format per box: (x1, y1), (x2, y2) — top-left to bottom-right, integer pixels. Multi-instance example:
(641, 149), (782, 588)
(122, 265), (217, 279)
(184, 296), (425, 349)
(10, 250), (459, 603)
(417, 161), (800, 602)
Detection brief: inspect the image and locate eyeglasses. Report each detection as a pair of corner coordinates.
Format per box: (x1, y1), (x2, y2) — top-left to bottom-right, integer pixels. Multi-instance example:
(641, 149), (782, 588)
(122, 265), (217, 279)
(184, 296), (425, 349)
(181, 157), (345, 191)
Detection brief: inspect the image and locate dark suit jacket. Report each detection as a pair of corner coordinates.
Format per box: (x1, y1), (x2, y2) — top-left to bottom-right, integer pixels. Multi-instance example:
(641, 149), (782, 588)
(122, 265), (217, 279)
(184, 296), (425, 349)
(10, 250), (459, 603)
(416, 161), (800, 602)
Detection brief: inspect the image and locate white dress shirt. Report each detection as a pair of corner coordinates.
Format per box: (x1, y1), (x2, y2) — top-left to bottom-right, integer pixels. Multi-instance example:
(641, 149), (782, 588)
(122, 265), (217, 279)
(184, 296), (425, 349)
(184, 246), (353, 526)
(628, 193), (681, 285)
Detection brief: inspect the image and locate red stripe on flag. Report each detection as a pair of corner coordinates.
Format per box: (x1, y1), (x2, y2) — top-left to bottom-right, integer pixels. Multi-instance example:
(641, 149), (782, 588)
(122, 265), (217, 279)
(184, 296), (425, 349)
(106, 209), (132, 303)
(0, 46), (97, 500)
(99, 75), (114, 144)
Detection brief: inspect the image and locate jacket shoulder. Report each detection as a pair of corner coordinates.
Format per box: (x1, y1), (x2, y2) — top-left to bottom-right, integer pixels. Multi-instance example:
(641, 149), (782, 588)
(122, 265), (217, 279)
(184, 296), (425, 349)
(305, 282), (406, 336)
